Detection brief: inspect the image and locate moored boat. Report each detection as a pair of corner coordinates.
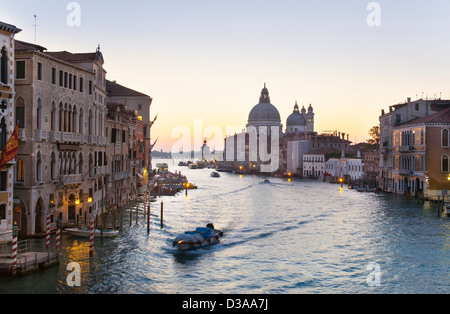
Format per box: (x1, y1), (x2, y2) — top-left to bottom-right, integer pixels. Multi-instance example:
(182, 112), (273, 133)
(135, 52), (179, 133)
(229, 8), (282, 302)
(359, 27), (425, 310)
(64, 228), (119, 238)
(173, 223), (223, 251)
(261, 178), (270, 183)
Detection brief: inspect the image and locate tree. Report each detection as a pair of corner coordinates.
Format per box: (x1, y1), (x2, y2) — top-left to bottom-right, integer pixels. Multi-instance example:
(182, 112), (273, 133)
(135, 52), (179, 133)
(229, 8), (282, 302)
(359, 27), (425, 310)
(367, 126), (380, 147)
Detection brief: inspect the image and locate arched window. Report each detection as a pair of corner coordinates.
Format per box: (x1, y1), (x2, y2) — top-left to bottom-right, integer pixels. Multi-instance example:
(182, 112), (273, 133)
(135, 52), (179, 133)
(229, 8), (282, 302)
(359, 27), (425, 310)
(59, 102), (64, 132)
(78, 153), (83, 175)
(443, 155), (449, 173)
(89, 153), (94, 177)
(79, 107), (84, 135)
(36, 152), (42, 182)
(442, 129), (449, 148)
(36, 98), (42, 130)
(50, 101), (56, 131)
(0, 46), (8, 84)
(0, 116), (7, 151)
(50, 152), (56, 181)
(16, 97), (25, 129)
(88, 109), (93, 134)
(72, 106), (77, 134)
(16, 159), (24, 182)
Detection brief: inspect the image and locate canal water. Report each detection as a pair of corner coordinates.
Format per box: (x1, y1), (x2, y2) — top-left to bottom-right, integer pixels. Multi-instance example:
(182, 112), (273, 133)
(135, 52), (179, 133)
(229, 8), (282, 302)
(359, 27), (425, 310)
(1, 160), (449, 294)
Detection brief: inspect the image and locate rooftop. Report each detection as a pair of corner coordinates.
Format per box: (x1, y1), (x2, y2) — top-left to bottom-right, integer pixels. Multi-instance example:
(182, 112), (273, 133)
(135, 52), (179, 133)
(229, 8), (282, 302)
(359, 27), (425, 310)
(400, 107), (450, 126)
(106, 80), (151, 99)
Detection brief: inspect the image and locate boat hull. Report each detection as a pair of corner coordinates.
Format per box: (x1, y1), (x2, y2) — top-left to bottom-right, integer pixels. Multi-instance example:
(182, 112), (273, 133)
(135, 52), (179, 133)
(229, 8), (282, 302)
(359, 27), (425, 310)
(64, 228), (119, 238)
(174, 229), (223, 251)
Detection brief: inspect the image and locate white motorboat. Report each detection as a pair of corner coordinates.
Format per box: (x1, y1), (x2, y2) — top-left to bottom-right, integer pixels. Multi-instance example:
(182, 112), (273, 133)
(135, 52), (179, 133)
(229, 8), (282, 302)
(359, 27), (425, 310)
(210, 171), (220, 178)
(64, 228), (119, 238)
(261, 178), (270, 183)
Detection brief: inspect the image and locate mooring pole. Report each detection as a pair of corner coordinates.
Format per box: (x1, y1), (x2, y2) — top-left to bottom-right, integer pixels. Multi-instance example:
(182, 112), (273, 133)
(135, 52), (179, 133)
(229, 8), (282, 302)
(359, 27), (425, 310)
(160, 201), (164, 229)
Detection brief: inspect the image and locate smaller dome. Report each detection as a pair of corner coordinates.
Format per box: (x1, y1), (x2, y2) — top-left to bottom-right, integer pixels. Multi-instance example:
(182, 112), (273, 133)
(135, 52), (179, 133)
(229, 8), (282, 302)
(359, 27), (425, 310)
(286, 102), (306, 127)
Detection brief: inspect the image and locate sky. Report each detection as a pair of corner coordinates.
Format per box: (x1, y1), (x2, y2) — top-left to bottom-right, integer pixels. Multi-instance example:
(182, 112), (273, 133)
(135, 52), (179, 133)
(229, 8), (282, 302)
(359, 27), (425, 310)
(1, 0), (450, 152)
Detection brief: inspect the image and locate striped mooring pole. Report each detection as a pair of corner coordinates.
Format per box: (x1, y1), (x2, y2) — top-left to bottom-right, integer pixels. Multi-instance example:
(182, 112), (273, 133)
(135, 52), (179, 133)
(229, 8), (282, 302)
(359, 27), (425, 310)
(46, 213), (51, 249)
(11, 223), (18, 277)
(89, 216), (94, 256)
(56, 218), (61, 253)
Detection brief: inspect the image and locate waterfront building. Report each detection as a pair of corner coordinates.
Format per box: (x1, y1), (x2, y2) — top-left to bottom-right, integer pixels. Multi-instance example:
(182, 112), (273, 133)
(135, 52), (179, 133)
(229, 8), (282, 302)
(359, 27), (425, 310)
(378, 97), (450, 193)
(391, 107), (450, 200)
(13, 41), (108, 236)
(363, 150), (378, 187)
(106, 102), (143, 207)
(106, 81), (152, 191)
(0, 21), (21, 243)
(325, 156), (364, 183)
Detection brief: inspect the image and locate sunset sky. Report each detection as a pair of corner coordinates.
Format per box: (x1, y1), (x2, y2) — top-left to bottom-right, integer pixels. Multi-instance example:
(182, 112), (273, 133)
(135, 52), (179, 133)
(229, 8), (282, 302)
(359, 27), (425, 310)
(2, 0), (450, 151)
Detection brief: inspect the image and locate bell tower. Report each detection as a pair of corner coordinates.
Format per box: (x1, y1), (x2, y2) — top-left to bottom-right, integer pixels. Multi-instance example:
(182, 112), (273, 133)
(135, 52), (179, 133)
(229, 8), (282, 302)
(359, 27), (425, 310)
(306, 104), (314, 133)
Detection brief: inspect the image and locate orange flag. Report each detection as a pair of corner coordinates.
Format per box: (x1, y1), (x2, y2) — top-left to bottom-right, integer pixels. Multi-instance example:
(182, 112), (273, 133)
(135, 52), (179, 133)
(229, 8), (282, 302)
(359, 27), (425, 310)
(0, 124), (19, 169)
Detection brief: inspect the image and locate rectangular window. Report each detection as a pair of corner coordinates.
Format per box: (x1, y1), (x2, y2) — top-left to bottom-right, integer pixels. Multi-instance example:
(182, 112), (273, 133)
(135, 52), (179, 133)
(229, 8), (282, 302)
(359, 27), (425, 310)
(73, 75), (77, 90)
(79, 77), (84, 92)
(59, 70), (63, 87)
(0, 171), (7, 191)
(69, 74), (73, 89)
(16, 107), (25, 128)
(37, 62), (42, 81)
(64, 72), (68, 88)
(51, 67), (56, 85)
(89, 80), (93, 95)
(15, 61), (25, 79)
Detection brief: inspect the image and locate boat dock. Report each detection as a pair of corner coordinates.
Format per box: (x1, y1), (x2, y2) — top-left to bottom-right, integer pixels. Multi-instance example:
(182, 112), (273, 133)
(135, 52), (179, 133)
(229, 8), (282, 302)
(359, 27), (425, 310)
(0, 240), (59, 277)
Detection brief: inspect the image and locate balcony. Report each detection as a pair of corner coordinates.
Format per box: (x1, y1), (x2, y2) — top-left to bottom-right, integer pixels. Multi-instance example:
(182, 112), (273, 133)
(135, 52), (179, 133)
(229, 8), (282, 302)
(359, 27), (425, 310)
(88, 135), (98, 145)
(97, 166), (108, 175)
(59, 174), (82, 186)
(49, 131), (61, 143)
(62, 132), (81, 144)
(113, 171), (129, 181)
(34, 130), (47, 142)
(399, 168), (413, 176)
(0, 220), (7, 233)
(399, 146), (411, 153)
(18, 129), (26, 141)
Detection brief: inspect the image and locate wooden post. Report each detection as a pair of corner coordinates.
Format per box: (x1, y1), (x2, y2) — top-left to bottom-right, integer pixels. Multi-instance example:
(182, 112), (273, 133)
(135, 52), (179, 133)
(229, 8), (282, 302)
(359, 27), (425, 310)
(101, 207), (104, 239)
(147, 200), (150, 234)
(160, 201), (164, 229)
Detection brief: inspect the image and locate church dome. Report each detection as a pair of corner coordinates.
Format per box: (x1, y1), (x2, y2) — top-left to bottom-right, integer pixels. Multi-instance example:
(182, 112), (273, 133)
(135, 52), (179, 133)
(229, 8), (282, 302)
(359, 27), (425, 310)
(247, 84), (281, 127)
(286, 102), (306, 127)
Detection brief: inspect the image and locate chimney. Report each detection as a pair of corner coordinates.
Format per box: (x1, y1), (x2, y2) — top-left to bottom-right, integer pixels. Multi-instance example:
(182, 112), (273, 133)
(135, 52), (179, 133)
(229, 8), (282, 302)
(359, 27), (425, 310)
(347, 134), (349, 141)
(342, 133), (346, 140)
(407, 97), (411, 103)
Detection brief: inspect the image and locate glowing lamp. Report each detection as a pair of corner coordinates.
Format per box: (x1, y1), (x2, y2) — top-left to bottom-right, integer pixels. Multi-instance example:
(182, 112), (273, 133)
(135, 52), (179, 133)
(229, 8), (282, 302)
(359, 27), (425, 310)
(88, 197), (93, 203)
(75, 199), (80, 205)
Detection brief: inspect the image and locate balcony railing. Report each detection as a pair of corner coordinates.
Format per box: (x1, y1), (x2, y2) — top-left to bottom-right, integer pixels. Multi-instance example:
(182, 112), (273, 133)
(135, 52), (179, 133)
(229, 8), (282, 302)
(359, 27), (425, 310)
(59, 174), (82, 186)
(34, 130), (47, 142)
(49, 131), (61, 143)
(18, 129), (26, 141)
(399, 146), (412, 153)
(399, 168), (413, 176)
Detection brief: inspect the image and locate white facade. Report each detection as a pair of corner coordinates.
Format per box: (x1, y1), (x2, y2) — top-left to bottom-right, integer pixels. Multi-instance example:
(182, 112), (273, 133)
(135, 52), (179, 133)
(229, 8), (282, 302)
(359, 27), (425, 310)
(326, 158), (364, 181)
(303, 153), (325, 178)
(287, 140), (310, 175)
(0, 21), (21, 243)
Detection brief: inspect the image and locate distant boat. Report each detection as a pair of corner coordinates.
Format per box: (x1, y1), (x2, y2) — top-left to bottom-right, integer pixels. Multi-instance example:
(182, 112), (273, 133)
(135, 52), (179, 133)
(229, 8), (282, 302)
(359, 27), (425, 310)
(261, 178), (270, 184)
(188, 163), (198, 169)
(210, 171), (220, 178)
(150, 195), (158, 202)
(184, 183), (198, 190)
(178, 161), (187, 167)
